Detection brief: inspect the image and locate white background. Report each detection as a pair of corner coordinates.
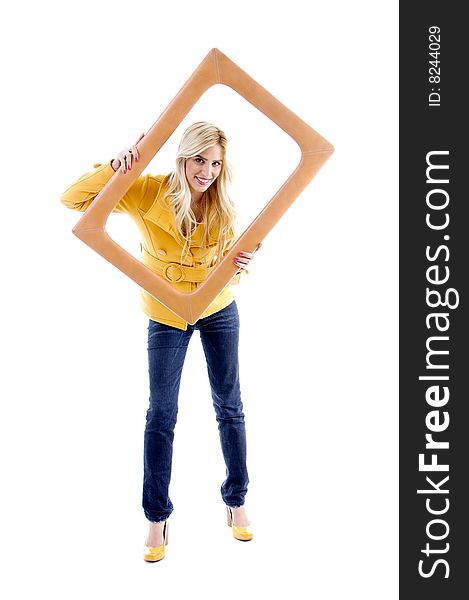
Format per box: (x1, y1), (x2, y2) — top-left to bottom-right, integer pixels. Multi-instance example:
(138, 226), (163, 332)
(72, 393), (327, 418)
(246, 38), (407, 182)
(1, 1), (398, 598)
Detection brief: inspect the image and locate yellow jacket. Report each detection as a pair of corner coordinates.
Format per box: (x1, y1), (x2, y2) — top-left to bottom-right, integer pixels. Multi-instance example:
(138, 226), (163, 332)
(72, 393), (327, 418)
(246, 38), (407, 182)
(61, 161), (245, 330)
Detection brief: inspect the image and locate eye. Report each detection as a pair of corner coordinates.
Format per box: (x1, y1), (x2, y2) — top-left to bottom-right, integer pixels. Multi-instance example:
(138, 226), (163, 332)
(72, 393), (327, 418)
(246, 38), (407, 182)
(213, 161), (221, 167)
(195, 157), (204, 164)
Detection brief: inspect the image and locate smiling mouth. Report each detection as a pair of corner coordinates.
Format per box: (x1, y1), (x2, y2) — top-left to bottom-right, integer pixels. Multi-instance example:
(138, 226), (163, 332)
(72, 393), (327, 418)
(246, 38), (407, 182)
(195, 176), (211, 185)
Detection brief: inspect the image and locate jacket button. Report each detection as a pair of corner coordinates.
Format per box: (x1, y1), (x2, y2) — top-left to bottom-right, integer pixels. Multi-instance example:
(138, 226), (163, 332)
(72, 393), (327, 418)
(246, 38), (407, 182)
(157, 249), (167, 257)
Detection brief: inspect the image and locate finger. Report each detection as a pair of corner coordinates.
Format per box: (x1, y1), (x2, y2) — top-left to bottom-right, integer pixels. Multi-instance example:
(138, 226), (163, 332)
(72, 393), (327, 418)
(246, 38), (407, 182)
(121, 152), (131, 173)
(118, 152), (127, 173)
(125, 151), (133, 171)
(235, 257), (249, 266)
(129, 142), (139, 162)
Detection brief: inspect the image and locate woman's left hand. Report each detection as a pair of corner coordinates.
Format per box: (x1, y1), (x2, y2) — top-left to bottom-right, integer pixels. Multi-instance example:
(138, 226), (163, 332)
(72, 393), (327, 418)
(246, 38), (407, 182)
(234, 242), (262, 271)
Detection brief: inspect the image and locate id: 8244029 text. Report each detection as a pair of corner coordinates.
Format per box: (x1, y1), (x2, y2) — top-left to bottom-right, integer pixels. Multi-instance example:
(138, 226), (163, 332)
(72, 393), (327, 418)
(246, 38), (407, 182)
(428, 25), (441, 107)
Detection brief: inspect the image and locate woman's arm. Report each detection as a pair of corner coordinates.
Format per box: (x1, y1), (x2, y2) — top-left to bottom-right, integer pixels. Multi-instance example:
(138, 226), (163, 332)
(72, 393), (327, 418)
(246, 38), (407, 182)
(60, 134), (147, 214)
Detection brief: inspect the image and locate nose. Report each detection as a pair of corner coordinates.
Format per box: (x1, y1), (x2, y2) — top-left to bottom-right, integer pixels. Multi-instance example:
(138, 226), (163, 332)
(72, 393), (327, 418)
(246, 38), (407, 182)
(200, 164), (213, 178)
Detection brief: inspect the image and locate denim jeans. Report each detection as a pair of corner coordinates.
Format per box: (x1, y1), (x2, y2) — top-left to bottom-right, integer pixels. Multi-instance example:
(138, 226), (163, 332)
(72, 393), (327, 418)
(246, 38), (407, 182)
(142, 300), (249, 523)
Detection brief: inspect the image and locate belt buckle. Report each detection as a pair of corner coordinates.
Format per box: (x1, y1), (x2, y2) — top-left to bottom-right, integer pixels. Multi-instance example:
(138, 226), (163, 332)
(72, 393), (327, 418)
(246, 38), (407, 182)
(162, 263), (185, 283)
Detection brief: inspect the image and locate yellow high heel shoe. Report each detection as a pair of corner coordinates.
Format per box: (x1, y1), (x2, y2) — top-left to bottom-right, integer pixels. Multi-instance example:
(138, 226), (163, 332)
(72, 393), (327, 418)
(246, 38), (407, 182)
(226, 506), (254, 541)
(143, 520), (169, 562)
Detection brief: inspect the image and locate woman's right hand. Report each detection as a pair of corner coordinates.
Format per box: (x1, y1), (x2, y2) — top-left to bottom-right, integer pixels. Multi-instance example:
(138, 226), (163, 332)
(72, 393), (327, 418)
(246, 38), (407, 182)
(111, 132), (145, 174)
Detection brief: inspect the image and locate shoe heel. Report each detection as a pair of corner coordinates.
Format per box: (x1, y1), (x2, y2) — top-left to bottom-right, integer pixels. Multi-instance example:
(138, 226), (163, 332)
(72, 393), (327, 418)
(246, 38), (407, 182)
(164, 520), (169, 546)
(226, 505), (233, 527)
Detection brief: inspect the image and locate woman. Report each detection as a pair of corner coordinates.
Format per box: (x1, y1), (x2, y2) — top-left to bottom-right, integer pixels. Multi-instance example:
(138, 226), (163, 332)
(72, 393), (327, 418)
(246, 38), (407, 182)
(61, 122), (260, 562)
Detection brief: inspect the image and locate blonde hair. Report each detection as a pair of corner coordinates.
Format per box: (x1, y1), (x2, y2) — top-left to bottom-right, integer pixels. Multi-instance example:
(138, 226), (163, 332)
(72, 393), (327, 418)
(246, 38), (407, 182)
(165, 121), (238, 265)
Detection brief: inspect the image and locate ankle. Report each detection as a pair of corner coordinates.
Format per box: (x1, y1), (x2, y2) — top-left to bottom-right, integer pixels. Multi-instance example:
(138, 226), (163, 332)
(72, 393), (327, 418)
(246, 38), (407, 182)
(227, 505), (250, 527)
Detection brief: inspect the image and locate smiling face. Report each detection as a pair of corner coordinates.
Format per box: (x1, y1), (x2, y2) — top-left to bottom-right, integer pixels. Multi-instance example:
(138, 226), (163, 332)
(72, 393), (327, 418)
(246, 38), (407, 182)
(185, 144), (223, 201)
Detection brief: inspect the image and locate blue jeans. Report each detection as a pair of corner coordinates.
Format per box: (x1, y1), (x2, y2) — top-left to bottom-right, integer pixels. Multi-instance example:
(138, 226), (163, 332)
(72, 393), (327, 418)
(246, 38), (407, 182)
(142, 300), (249, 522)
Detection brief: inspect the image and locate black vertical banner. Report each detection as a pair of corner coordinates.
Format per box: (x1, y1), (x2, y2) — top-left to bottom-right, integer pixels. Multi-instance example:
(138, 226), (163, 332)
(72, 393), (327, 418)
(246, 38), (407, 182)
(400, 3), (468, 597)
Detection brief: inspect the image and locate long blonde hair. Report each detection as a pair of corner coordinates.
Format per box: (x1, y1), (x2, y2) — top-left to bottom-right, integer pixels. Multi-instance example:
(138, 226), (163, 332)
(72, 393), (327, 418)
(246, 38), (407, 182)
(165, 122), (238, 265)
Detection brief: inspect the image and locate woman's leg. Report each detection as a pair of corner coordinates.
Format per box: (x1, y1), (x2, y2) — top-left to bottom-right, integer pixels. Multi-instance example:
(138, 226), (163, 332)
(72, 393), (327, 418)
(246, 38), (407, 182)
(197, 301), (250, 508)
(142, 319), (193, 523)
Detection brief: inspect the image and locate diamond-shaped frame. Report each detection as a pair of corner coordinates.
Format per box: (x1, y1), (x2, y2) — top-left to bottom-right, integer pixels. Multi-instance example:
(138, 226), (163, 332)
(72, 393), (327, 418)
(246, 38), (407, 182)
(72, 48), (334, 324)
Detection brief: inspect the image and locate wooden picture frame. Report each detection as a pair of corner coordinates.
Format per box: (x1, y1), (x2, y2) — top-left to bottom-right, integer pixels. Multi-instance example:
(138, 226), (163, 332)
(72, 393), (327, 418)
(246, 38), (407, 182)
(72, 48), (334, 324)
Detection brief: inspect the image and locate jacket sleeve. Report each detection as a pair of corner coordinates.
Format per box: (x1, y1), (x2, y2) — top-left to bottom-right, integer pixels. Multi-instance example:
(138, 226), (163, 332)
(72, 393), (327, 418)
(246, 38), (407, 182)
(60, 160), (152, 215)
